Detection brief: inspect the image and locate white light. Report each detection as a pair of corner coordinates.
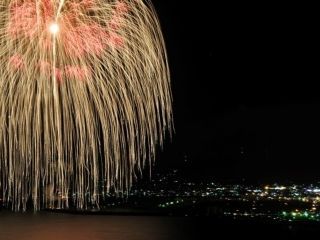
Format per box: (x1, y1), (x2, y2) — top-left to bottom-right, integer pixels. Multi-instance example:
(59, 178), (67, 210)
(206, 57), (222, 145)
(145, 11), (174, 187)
(49, 23), (59, 35)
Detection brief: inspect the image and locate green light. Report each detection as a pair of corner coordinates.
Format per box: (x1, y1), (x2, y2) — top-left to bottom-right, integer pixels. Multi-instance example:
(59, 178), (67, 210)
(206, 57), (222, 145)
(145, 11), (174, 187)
(304, 212), (309, 217)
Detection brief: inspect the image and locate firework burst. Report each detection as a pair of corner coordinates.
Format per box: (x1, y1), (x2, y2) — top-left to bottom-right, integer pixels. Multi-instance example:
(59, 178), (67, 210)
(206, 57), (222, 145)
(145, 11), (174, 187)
(0, 0), (172, 210)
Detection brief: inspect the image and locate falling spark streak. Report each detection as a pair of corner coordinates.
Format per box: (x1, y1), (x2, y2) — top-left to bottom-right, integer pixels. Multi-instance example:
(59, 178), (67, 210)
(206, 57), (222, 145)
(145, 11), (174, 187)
(0, 0), (173, 211)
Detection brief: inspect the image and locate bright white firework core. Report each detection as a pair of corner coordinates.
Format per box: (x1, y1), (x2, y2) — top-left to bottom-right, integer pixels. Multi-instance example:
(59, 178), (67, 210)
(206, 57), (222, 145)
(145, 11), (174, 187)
(49, 23), (59, 35)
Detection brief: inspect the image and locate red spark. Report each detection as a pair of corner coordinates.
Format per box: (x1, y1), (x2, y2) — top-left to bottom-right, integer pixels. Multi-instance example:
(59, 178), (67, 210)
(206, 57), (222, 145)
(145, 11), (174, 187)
(7, 0), (128, 82)
(9, 54), (25, 70)
(65, 66), (91, 81)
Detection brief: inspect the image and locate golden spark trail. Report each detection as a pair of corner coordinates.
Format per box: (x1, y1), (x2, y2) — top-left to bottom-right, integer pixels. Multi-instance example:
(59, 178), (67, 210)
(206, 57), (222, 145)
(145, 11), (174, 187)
(0, 0), (173, 211)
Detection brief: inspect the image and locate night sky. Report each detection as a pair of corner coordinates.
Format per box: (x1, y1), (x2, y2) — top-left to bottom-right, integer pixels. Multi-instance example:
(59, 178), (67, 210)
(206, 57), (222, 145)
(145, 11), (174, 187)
(151, 1), (319, 183)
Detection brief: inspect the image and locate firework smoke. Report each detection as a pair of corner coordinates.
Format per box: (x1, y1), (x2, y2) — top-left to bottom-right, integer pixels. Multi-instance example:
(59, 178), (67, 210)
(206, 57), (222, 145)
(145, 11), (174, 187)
(0, 0), (172, 211)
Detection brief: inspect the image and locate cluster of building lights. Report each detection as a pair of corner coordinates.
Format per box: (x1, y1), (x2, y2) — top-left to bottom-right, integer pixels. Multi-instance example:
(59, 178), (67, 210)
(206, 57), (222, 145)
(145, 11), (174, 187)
(2, 169), (320, 222)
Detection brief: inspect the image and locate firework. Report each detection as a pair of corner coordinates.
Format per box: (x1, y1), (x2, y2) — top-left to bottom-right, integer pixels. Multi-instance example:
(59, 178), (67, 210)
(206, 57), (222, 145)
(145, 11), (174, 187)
(0, 0), (172, 211)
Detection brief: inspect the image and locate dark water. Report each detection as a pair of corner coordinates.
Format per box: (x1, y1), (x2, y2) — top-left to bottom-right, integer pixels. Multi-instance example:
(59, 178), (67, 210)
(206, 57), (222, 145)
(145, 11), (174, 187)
(0, 212), (189, 240)
(1, 212), (320, 239)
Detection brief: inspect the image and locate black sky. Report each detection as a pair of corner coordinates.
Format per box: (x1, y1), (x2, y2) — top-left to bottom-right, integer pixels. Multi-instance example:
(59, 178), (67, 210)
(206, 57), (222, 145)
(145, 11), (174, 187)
(151, 1), (320, 182)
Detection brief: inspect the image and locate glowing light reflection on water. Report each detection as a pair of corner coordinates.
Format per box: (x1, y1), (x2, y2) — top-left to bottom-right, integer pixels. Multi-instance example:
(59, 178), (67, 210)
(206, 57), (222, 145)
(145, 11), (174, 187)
(0, 213), (183, 240)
